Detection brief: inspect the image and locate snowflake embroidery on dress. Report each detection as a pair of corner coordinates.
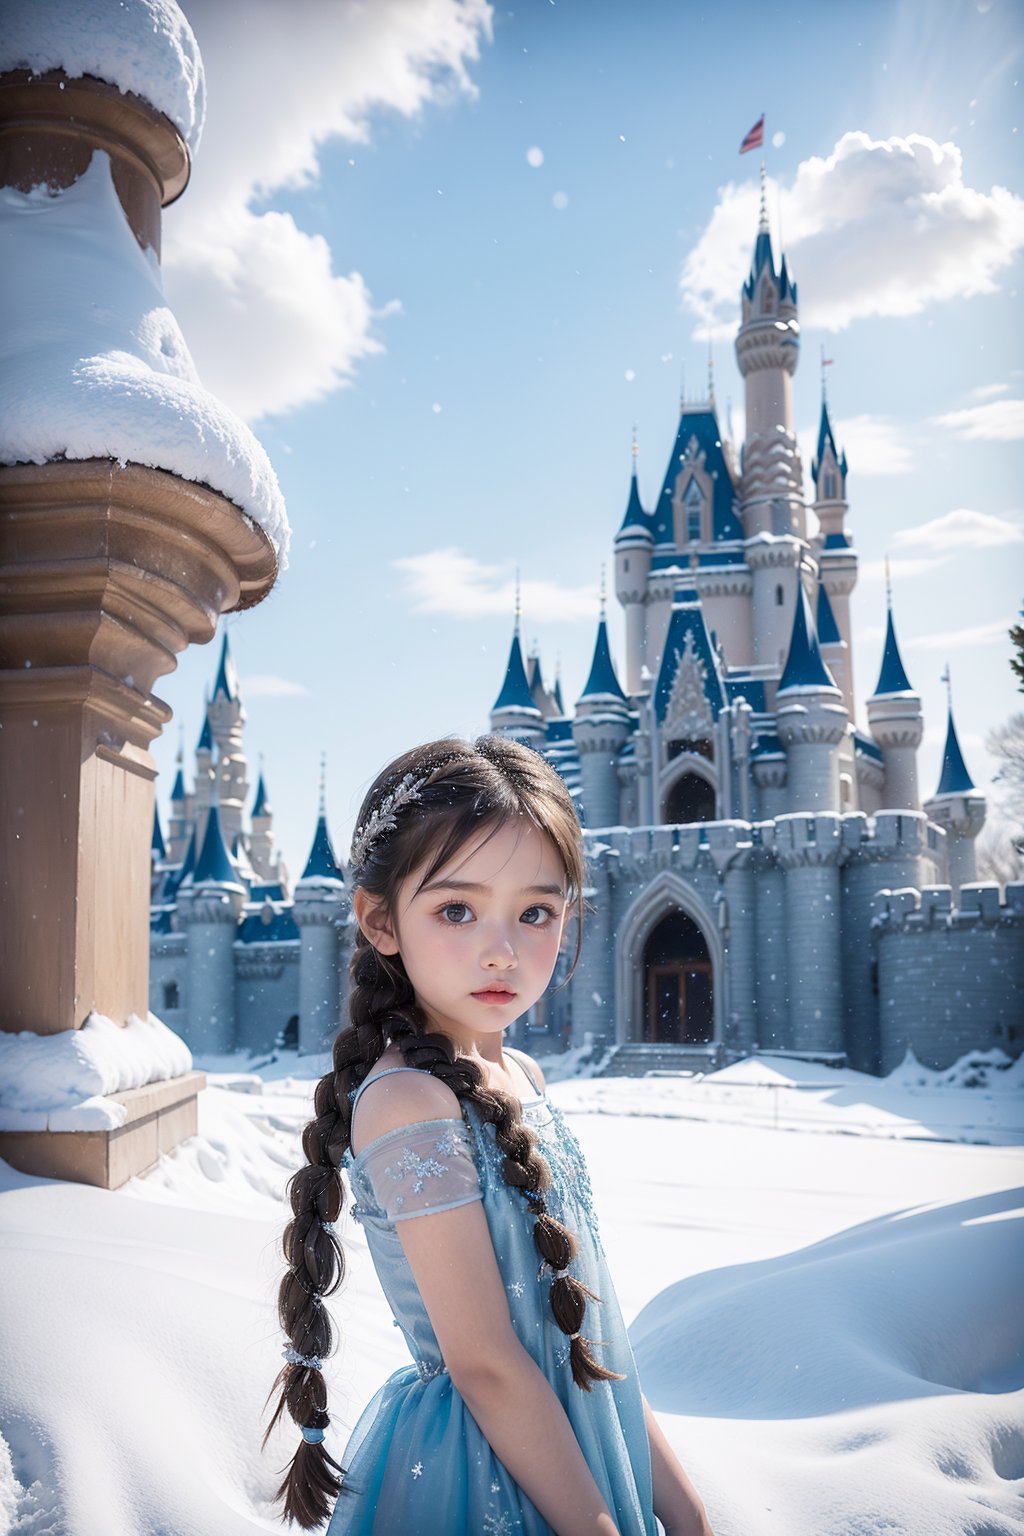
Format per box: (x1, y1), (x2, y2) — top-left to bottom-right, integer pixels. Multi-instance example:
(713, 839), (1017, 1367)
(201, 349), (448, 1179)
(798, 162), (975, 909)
(490, 1481), (501, 1494)
(555, 1343), (571, 1368)
(383, 1145), (451, 1201)
(483, 1509), (520, 1535)
(411, 1461), (423, 1479)
(509, 1279), (525, 1298)
(434, 1125), (460, 1156)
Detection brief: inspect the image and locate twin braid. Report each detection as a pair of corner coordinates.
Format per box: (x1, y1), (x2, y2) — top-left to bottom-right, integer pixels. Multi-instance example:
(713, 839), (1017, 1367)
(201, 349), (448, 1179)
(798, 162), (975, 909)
(265, 912), (620, 1530)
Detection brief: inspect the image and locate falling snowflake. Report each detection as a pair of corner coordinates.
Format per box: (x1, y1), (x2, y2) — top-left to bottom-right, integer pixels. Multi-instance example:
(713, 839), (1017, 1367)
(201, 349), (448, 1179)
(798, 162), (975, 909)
(411, 1462), (423, 1479)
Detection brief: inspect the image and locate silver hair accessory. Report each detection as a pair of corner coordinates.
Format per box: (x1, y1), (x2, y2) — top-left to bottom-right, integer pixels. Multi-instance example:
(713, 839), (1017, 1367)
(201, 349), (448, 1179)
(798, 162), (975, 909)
(539, 1261), (571, 1281)
(350, 770), (430, 869)
(319, 1220), (336, 1234)
(568, 1330), (582, 1341)
(300, 1425), (326, 1444)
(283, 1346), (323, 1370)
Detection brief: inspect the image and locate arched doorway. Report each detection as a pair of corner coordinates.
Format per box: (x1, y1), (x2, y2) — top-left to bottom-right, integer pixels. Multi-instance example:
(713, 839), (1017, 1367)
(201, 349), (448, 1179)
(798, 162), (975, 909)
(643, 910), (713, 1044)
(663, 771), (715, 824)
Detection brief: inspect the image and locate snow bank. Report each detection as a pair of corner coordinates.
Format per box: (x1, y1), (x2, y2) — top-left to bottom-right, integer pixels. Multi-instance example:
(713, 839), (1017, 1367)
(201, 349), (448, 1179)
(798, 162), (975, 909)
(0, 0), (206, 152)
(0, 1010), (192, 1131)
(0, 152), (290, 564)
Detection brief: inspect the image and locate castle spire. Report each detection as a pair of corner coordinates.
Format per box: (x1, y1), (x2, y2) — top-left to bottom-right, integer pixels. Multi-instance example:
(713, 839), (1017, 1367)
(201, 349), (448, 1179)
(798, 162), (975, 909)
(778, 581), (839, 695)
(934, 695), (976, 797)
(299, 761), (344, 883)
(758, 158), (768, 231)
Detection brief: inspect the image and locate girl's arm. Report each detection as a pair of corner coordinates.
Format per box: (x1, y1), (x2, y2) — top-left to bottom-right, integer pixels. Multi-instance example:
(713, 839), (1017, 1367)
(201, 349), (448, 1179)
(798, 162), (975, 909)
(641, 1394), (714, 1536)
(361, 1070), (620, 1535)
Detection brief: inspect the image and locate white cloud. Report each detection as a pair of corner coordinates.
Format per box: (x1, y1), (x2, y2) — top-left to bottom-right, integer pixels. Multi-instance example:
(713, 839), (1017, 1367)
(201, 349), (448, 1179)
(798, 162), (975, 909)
(834, 414), (913, 476)
(859, 556), (945, 583)
(165, 0), (492, 421)
(969, 382), (1010, 401)
(891, 508), (1024, 551)
(680, 131), (1024, 335)
(908, 618), (1015, 652)
(393, 547), (599, 621)
(243, 674), (311, 698)
(932, 399), (1024, 441)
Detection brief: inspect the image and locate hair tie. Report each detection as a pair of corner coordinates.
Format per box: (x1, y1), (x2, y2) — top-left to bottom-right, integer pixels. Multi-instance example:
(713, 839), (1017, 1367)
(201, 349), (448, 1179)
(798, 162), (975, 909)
(568, 1331), (582, 1341)
(300, 1425), (326, 1444)
(283, 1346), (323, 1371)
(320, 1220), (336, 1234)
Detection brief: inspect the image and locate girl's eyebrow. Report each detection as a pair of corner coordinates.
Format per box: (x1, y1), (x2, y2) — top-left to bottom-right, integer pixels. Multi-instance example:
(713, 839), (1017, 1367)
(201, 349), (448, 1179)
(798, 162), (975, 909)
(420, 878), (566, 897)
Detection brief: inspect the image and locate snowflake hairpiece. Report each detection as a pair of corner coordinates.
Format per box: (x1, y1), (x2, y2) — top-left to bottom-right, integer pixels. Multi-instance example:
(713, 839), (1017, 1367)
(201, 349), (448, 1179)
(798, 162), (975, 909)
(350, 771), (429, 870)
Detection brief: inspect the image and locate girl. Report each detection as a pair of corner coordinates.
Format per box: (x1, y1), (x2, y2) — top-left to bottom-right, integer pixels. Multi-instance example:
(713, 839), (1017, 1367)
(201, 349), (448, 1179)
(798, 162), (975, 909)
(265, 735), (713, 1536)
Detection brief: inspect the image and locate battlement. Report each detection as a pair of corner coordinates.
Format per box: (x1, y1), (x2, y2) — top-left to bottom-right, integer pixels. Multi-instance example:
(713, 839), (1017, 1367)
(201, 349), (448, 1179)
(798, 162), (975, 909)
(872, 882), (1024, 932)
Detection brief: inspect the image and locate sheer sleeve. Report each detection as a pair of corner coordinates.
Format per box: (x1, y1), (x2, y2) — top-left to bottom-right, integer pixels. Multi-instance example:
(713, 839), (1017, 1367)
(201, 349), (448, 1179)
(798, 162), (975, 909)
(361, 1118), (483, 1223)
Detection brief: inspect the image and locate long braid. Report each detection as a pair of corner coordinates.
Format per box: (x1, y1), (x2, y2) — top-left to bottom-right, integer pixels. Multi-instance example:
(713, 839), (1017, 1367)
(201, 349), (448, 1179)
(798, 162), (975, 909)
(265, 733), (614, 1527)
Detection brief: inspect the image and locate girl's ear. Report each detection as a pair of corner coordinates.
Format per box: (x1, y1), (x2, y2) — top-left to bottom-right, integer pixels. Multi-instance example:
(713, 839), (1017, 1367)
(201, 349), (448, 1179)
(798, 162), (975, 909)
(352, 888), (400, 955)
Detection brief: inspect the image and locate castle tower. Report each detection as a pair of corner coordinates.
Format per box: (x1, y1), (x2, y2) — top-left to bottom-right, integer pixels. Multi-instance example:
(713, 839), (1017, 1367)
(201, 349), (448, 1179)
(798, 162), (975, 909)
(176, 800), (244, 1055)
(775, 579), (847, 811)
(614, 436), (653, 696)
(866, 596), (923, 810)
(735, 167), (804, 542)
(192, 709), (215, 852)
(249, 764), (281, 885)
(293, 764), (346, 1056)
(572, 593), (630, 829)
(167, 749), (190, 863)
(490, 591), (546, 745)
(207, 630), (249, 845)
(816, 580), (850, 721)
(924, 698), (986, 892)
(812, 390), (857, 716)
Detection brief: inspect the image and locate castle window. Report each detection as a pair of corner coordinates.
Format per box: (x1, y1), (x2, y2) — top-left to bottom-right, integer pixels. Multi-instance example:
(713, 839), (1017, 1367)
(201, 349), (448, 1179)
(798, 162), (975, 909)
(762, 285), (774, 313)
(824, 472), (836, 499)
(775, 584), (784, 606)
(683, 479), (703, 544)
(163, 980), (180, 1011)
(624, 558), (630, 572)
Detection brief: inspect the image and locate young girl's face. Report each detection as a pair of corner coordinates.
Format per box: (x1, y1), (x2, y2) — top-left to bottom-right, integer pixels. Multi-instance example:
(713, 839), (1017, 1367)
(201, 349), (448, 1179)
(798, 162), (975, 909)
(359, 817), (570, 1050)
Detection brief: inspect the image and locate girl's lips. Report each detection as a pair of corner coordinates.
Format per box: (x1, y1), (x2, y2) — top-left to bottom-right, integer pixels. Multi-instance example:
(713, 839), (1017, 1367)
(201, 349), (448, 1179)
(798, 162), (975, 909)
(471, 988), (518, 1002)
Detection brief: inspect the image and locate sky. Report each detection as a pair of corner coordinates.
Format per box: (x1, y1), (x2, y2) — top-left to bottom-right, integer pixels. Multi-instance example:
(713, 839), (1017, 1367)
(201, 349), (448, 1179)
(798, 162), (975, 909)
(154, 0), (1024, 878)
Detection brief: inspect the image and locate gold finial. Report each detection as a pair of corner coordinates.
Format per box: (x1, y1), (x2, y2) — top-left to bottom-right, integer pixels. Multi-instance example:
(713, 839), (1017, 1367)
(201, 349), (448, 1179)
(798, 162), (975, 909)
(631, 420), (639, 463)
(514, 567), (522, 635)
(599, 564), (607, 619)
(884, 554), (892, 609)
(319, 750), (327, 816)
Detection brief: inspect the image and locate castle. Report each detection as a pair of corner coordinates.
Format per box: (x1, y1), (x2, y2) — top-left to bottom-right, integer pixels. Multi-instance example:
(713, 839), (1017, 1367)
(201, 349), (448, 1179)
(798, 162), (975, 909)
(150, 192), (1024, 1074)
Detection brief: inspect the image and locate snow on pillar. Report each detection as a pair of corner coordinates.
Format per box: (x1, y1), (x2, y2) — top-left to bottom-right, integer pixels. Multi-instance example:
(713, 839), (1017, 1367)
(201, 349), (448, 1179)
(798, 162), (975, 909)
(0, 3), (285, 1189)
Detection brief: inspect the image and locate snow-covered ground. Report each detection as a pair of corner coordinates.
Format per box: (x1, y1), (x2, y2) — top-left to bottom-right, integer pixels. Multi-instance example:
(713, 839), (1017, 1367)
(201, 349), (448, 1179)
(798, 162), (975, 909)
(1, 1048), (1022, 1535)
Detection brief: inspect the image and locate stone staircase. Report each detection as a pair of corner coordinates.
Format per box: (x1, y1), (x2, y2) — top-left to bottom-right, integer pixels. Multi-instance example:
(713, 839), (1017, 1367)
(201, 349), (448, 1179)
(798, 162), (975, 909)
(595, 1041), (726, 1078)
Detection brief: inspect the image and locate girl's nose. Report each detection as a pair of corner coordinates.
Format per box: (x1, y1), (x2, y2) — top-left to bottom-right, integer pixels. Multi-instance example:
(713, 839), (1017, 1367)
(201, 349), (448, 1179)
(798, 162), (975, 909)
(480, 924), (517, 968)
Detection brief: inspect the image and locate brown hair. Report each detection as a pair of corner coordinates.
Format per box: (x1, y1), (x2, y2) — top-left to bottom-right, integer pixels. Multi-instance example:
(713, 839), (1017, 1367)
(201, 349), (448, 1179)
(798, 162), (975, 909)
(263, 734), (622, 1528)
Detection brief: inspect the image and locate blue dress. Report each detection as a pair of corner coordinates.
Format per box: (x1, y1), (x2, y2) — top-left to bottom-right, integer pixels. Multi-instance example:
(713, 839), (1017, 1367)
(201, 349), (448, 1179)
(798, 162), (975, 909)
(327, 1054), (656, 1536)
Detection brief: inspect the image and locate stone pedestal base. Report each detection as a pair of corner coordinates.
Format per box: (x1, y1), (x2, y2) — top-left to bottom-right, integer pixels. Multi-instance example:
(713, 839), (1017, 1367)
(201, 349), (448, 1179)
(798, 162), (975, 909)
(0, 1070), (206, 1189)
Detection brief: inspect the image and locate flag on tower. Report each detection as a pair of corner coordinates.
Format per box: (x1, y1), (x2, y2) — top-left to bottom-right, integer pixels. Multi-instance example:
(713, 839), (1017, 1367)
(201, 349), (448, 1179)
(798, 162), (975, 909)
(740, 115), (765, 154)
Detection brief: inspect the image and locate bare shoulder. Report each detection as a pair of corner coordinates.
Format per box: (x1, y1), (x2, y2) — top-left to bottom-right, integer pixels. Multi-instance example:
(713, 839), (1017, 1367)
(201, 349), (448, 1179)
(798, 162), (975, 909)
(507, 1045), (546, 1093)
(350, 1059), (463, 1157)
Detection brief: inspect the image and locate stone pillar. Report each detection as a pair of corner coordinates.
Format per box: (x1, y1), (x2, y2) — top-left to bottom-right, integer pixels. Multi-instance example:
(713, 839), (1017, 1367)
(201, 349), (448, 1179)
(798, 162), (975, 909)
(924, 794), (986, 894)
(774, 815), (844, 1053)
(722, 858), (757, 1056)
(0, 63), (278, 1187)
(867, 692), (923, 810)
(294, 888), (344, 1056)
(776, 689), (847, 812)
(574, 712), (629, 830)
(754, 859), (789, 1049)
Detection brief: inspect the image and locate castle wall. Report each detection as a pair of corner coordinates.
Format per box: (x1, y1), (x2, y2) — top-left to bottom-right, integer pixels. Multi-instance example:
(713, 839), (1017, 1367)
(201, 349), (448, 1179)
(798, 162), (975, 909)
(235, 944), (301, 1055)
(873, 883), (1024, 1073)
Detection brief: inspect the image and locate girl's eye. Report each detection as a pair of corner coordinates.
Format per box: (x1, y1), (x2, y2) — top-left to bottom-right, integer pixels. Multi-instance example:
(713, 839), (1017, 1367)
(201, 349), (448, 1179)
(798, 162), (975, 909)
(440, 902), (473, 925)
(521, 904), (557, 927)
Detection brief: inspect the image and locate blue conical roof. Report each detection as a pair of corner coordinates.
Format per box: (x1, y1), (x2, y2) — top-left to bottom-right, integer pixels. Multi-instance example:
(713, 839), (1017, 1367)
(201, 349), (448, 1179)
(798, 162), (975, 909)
(553, 675), (565, 715)
(178, 825), (196, 884)
(252, 772), (270, 818)
(300, 811), (344, 883)
(152, 804), (167, 859)
(212, 631), (239, 702)
(935, 706), (976, 796)
(816, 581), (842, 647)
(778, 584), (838, 694)
(170, 766), (186, 802)
(812, 398), (847, 482)
(193, 803), (239, 886)
(197, 712), (213, 753)
(492, 630), (540, 715)
(616, 468), (653, 539)
(578, 617), (626, 704)
(873, 607), (914, 696)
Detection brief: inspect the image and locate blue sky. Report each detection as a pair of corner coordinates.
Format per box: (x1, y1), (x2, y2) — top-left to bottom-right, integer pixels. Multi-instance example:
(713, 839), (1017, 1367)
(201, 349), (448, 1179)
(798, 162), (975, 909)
(157, 0), (1024, 877)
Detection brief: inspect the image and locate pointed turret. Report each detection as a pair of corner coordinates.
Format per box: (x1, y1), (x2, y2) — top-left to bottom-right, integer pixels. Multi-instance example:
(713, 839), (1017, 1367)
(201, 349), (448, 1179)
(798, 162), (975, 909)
(924, 688), (986, 891)
(170, 764), (186, 803)
(577, 614), (627, 706)
(252, 771), (270, 819)
(490, 581), (545, 742)
(196, 711), (213, 755)
(777, 583), (839, 696)
(816, 580), (842, 648)
(299, 764), (344, 885)
(294, 759), (345, 1053)
(492, 628), (536, 714)
(934, 706), (975, 797)
(211, 629), (240, 703)
(873, 606), (914, 696)
(615, 432), (656, 695)
(193, 801), (241, 887)
(811, 396), (848, 501)
(152, 803), (167, 861)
